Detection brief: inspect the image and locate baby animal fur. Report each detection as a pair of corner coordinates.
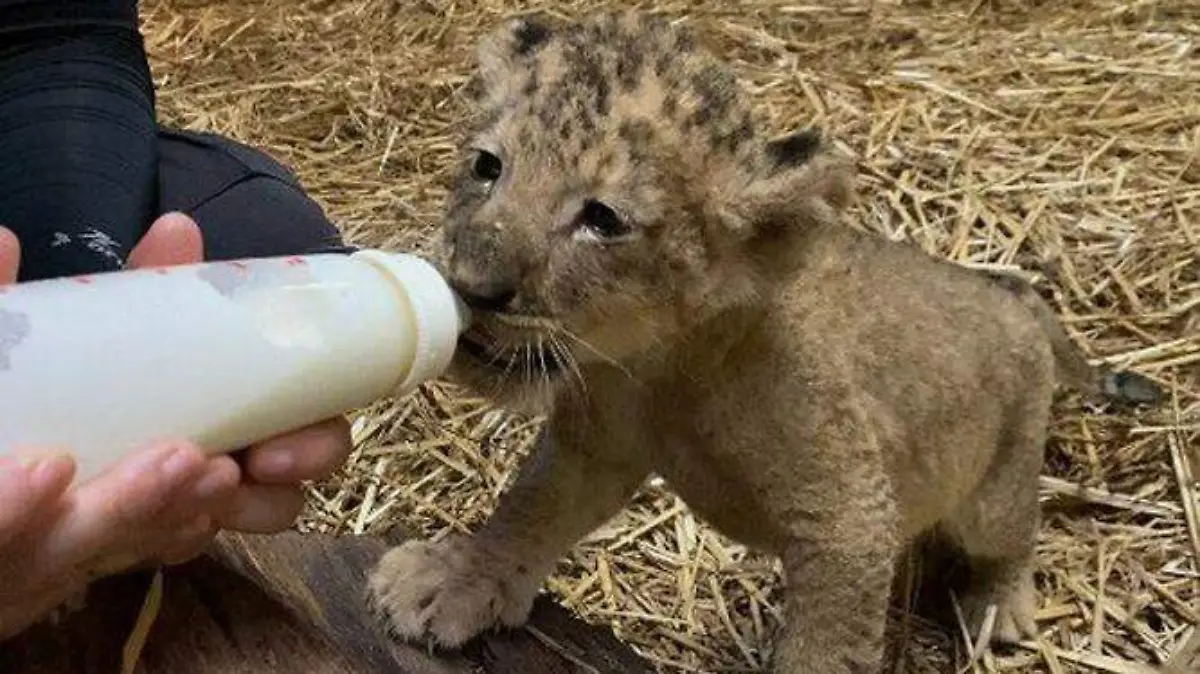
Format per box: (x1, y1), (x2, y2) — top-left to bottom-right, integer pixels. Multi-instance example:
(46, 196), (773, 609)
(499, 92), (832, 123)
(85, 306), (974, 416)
(368, 12), (1161, 673)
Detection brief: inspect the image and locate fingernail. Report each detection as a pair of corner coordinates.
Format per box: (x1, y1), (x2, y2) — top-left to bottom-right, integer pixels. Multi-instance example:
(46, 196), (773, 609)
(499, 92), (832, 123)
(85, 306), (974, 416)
(124, 443), (178, 476)
(13, 449), (55, 469)
(193, 468), (234, 502)
(162, 448), (199, 482)
(5, 451), (73, 485)
(255, 450), (293, 477)
(28, 454), (74, 490)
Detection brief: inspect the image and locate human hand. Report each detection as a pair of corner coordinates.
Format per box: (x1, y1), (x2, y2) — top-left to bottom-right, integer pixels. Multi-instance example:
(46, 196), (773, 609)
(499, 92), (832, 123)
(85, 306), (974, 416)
(0, 213), (352, 639)
(94, 213), (354, 534)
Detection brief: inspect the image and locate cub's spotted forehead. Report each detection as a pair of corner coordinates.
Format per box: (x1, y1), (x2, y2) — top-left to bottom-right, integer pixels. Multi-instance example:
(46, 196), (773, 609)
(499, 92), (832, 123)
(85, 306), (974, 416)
(475, 12), (759, 162)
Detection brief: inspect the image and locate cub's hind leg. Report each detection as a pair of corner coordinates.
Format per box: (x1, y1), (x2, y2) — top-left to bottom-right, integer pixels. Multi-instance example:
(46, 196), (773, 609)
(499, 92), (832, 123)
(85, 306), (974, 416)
(940, 403), (1049, 647)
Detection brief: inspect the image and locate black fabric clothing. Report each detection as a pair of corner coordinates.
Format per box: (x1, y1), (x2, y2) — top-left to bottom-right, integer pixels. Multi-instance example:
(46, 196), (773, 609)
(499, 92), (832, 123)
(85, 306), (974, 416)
(1, 0), (157, 281)
(0, 0), (346, 282)
(157, 129), (351, 261)
(0, 0), (137, 35)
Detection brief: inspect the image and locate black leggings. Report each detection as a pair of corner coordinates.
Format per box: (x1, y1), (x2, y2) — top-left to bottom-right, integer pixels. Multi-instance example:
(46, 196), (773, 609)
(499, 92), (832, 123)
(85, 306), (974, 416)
(156, 128), (350, 262)
(6, 125), (349, 279)
(0, 5), (348, 282)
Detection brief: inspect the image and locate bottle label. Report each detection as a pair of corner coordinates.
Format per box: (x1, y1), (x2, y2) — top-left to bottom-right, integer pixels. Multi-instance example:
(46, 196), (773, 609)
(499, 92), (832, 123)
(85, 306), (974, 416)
(197, 258), (311, 298)
(0, 308), (30, 371)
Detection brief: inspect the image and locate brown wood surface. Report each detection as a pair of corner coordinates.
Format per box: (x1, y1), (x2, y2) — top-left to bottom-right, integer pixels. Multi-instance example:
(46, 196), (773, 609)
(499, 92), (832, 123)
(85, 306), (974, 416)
(0, 530), (654, 674)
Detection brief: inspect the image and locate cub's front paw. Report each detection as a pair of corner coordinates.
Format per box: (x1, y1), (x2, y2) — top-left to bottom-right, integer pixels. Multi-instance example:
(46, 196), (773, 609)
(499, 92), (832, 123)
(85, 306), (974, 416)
(368, 536), (537, 649)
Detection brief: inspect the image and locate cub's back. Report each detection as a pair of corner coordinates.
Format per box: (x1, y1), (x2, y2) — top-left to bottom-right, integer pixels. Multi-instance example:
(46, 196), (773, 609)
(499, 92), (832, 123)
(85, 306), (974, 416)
(772, 225), (1057, 523)
(779, 224), (1054, 403)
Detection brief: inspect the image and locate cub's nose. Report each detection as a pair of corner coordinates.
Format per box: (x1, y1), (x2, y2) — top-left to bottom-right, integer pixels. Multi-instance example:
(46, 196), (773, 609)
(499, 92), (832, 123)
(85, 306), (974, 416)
(445, 222), (520, 312)
(451, 279), (517, 313)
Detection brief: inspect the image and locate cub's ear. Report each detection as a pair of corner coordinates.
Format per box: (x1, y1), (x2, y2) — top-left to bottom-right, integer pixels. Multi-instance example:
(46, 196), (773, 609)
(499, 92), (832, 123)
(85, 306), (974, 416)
(765, 128), (823, 169)
(475, 14), (556, 98)
(740, 127), (854, 225)
(721, 128), (855, 271)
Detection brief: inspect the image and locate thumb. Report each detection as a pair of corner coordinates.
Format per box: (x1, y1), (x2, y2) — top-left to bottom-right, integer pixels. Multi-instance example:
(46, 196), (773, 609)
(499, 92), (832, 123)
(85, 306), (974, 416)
(128, 213), (204, 269)
(0, 227), (20, 285)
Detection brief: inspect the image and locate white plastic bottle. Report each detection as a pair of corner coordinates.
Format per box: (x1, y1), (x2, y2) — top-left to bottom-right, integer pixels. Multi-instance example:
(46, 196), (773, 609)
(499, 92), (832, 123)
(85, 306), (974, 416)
(0, 249), (469, 485)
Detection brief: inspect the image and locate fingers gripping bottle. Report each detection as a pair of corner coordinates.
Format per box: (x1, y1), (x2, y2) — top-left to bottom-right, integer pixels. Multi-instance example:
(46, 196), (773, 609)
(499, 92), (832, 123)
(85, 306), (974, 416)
(0, 250), (469, 485)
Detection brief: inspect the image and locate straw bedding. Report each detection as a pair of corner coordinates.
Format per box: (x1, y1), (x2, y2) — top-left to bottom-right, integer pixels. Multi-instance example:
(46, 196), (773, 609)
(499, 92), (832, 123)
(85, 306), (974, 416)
(141, 0), (1197, 671)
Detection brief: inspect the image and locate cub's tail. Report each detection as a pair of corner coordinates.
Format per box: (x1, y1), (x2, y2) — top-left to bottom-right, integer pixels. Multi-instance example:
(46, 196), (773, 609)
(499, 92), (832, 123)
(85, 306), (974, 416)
(983, 270), (1163, 405)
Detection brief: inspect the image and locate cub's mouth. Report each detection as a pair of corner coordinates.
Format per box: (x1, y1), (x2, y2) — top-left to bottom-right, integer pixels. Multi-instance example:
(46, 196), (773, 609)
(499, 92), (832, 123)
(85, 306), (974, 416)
(457, 326), (564, 376)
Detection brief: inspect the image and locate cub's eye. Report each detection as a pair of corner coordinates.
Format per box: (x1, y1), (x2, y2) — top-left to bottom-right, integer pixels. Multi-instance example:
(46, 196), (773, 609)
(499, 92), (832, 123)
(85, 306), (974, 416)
(472, 151), (503, 182)
(579, 199), (630, 239)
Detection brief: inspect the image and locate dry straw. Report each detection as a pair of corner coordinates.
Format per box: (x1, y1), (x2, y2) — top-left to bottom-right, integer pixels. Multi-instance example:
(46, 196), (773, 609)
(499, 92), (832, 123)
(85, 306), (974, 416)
(142, 0), (1197, 671)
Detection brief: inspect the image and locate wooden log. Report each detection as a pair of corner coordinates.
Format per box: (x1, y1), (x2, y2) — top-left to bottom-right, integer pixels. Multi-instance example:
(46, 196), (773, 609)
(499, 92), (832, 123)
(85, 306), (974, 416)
(0, 530), (654, 674)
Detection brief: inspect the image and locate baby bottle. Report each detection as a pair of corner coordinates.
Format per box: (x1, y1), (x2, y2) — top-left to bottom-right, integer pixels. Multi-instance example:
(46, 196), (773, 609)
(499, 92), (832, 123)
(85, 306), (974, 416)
(0, 249), (469, 485)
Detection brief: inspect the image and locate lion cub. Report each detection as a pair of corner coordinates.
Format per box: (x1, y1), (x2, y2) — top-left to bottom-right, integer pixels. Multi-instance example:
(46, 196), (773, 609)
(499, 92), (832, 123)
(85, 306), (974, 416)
(369, 12), (1159, 672)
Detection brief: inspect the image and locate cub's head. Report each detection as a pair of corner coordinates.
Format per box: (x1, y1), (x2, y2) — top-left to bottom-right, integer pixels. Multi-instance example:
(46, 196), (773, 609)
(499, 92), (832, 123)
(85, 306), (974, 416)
(441, 12), (852, 403)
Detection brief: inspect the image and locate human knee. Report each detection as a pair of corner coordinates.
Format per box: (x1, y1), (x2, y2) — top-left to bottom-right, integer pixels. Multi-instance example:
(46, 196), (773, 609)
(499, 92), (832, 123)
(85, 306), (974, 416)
(157, 129), (345, 260)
